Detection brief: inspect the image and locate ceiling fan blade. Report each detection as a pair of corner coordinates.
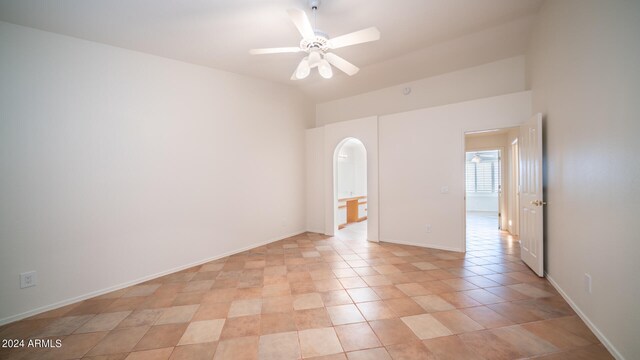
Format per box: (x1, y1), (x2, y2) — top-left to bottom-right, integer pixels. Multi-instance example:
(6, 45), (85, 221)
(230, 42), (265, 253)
(329, 27), (380, 49)
(324, 53), (359, 76)
(249, 47), (301, 55)
(287, 9), (315, 39)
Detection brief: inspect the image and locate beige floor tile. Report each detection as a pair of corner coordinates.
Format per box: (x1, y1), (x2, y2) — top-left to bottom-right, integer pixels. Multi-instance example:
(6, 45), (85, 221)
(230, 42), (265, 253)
(401, 314), (452, 340)
(334, 322), (381, 351)
(355, 301), (395, 321)
(178, 319), (225, 345)
(327, 304), (365, 325)
(228, 299), (262, 317)
(258, 331), (300, 360)
(346, 288), (380, 303)
(299, 327), (344, 358)
(293, 293), (324, 310)
(412, 295), (456, 313)
(430, 310), (484, 334)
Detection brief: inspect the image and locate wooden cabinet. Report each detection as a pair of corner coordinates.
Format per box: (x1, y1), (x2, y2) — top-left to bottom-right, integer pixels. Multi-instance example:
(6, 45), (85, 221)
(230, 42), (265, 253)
(338, 196), (367, 229)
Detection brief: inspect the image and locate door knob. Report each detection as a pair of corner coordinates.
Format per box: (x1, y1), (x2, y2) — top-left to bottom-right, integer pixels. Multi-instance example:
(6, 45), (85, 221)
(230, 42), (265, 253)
(530, 200), (547, 206)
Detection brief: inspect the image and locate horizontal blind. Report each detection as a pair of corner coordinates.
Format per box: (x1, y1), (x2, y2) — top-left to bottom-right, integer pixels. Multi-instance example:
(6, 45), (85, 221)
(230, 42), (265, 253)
(465, 156), (500, 193)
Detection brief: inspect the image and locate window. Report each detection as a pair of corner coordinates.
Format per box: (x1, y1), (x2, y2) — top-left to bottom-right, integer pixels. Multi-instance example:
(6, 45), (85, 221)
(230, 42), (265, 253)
(466, 151), (500, 193)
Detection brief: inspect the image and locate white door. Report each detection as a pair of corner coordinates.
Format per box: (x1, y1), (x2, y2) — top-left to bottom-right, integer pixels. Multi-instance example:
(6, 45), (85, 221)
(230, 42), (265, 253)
(519, 113), (545, 276)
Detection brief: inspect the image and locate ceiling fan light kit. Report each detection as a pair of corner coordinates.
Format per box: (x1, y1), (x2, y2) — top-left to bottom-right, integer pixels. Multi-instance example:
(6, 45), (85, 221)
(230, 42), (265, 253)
(250, 0), (380, 80)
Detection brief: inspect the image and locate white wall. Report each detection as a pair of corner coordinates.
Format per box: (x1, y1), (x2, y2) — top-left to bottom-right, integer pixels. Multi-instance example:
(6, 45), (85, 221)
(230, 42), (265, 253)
(315, 56), (526, 126)
(0, 22), (313, 324)
(379, 92), (531, 251)
(527, 1), (640, 359)
(305, 128), (325, 234)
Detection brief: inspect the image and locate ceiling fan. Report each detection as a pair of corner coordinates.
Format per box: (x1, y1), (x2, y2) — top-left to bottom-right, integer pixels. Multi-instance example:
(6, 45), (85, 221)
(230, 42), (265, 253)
(249, 0), (380, 80)
(469, 152), (499, 163)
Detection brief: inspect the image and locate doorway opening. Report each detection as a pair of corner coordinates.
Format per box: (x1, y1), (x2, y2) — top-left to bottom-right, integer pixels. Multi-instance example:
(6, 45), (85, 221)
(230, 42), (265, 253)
(334, 138), (367, 241)
(464, 128), (520, 252)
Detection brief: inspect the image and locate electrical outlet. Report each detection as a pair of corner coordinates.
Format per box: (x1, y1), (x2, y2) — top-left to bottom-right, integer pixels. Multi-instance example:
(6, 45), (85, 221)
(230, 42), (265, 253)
(426, 224), (432, 233)
(20, 271), (37, 289)
(584, 273), (592, 294)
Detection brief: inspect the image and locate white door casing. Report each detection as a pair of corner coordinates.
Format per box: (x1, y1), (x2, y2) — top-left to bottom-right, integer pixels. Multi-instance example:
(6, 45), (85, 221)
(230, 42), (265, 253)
(519, 113), (545, 276)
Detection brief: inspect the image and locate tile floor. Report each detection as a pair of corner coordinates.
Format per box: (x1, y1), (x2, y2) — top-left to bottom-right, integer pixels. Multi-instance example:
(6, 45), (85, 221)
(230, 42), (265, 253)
(0, 213), (613, 359)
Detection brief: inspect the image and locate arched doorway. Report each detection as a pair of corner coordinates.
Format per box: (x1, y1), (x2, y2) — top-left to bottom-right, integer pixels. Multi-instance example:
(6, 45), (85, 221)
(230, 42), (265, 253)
(333, 138), (367, 241)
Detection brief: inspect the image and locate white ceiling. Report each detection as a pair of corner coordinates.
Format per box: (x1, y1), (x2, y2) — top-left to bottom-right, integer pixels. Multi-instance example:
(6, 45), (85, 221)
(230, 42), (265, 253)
(0, 0), (543, 102)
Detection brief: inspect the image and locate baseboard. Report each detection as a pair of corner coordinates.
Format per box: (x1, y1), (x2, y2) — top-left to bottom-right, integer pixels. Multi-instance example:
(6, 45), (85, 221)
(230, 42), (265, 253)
(380, 239), (464, 253)
(0, 229), (306, 326)
(545, 273), (624, 360)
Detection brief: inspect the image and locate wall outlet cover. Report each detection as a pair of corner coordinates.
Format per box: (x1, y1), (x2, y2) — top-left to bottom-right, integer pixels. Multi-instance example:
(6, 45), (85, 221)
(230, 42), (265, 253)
(20, 271), (37, 289)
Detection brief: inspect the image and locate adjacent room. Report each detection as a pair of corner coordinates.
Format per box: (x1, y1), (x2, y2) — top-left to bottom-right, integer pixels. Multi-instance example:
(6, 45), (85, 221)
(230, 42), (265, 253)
(335, 138), (368, 242)
(1, 0), (638, 359)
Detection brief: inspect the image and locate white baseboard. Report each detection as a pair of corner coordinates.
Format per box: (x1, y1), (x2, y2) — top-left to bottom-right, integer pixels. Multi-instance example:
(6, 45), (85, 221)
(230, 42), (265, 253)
(380, 239), (464, 253)
(0, 230), (306, 326)
(545, 273), (624, 360)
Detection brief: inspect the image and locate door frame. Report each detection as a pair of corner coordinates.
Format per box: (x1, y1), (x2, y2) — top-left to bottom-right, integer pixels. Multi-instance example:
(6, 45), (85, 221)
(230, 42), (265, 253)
(461, 126), (519, 252)
(333, 137), (368, 235)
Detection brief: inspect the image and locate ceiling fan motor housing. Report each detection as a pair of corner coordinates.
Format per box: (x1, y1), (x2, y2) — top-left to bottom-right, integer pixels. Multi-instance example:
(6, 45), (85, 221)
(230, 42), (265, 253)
(300, 33), (329, 53)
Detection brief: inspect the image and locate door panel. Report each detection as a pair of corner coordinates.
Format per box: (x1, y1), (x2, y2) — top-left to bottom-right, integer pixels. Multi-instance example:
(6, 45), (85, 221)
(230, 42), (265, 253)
(519, 113), (545, 276)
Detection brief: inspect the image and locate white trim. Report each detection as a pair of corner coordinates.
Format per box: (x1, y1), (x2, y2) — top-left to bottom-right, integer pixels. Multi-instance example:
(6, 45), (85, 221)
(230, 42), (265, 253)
(545, 274), (624, 360)
(380, 239), (464, 253)
(0, 230), (306, 326)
